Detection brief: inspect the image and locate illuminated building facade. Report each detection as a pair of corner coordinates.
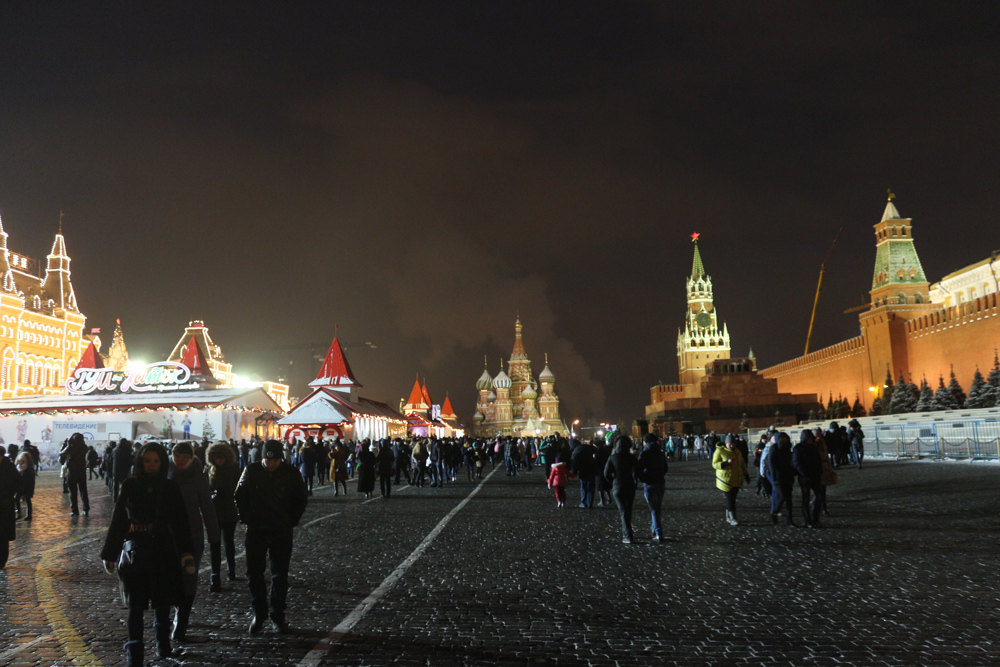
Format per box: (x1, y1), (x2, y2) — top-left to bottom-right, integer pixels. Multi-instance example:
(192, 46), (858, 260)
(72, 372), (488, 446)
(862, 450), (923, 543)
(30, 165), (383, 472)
(0, 214), (88, 398)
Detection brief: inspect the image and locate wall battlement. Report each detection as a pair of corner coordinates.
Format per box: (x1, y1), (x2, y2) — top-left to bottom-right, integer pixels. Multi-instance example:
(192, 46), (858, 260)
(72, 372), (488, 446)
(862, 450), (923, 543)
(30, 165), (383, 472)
(761, 336), (865, 378)
(906, 293), (1000, 337)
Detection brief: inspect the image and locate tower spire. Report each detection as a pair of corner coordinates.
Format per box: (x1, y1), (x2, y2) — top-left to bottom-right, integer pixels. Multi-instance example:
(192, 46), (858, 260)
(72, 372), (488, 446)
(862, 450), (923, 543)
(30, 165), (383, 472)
(690, 232), (705, 280)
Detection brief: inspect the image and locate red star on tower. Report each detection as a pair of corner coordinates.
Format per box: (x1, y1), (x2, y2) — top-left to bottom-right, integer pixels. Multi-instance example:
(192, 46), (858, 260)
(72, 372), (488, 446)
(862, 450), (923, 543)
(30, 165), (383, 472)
(691, 232), (700, 242)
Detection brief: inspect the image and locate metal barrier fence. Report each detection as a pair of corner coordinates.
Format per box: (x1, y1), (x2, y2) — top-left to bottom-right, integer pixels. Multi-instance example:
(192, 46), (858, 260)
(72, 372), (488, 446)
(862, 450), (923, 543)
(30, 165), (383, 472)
(866, 421), (1000, 459)
(753, 418), (1000, 460)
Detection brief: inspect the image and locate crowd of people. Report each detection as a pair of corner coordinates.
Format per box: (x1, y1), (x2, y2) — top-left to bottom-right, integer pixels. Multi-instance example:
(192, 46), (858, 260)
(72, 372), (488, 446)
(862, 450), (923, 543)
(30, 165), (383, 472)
(0, 419), (866, 666)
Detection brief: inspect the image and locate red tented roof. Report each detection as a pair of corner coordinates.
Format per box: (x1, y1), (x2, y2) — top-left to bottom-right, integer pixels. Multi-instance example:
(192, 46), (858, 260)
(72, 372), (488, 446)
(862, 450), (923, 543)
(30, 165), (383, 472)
(180, 336), (216, 382)
(310, 337), (361, 388)
(75, 341), (105, 371)
(405, 379), (425, 407)
(421, 381), (433, 407)
(441, 394), (456, 418)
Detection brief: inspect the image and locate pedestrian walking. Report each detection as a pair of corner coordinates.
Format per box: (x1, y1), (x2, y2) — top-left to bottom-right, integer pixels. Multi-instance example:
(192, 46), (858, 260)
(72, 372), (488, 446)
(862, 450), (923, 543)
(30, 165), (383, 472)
(22, 439), (40, 474)
(235, 440), (308, 634)
(356, 441), (376, 498)
(168, 442), (220, 642)
(376, 439), (395, 497)
(603, 436), (638, 544)
(570, 438), (597, 508)
(100, 442), (195, 665)
(814, 428), (838, 518)
(87, 444), (101, 480)
(60, 433), (90, 516)
(712, 434), (746, 526)
(637, 433), (668, 542)
(791, 429), (824, 528)
(14, 451), (35, 522)
(546, 454), (574, 507)
(0, 448), (18, 568)
(112, 438), (134, 502)
(298, 437), (317, 496)
(593, 437), (612, 506)
(765, 432), (796, 526)
(207, 442), (241, 589)
(330, 441), (349, 495)
(848, 419), (865, 469)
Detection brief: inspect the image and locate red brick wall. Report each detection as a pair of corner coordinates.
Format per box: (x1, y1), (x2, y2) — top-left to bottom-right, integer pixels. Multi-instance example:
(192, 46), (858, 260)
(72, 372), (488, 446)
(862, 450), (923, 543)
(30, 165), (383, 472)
(906, 293), (1000, 386)
(760, 336), (873, 409)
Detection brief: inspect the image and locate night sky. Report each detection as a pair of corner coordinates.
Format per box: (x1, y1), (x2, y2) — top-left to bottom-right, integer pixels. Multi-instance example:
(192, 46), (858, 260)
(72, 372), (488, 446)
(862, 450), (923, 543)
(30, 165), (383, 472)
(1, 3), (998, 424)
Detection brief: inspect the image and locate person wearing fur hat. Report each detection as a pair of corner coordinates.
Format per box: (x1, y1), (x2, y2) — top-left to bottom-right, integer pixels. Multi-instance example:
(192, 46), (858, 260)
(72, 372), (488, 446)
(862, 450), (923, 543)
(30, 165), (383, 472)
(207, 441), (241, 588)
(235, 439), (308, 634)
(168, 442), (220, 642)
(712, 434), (746, 526)
(101, 442), (195, 665)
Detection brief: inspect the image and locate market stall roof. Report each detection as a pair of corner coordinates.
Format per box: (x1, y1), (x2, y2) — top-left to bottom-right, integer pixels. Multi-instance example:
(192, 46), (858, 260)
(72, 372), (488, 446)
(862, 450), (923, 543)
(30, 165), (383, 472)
(275, 393), (353, 426)
(0, 387), (283, 415)
(279, 386), (406, 427)
(309, 337), (361, 388)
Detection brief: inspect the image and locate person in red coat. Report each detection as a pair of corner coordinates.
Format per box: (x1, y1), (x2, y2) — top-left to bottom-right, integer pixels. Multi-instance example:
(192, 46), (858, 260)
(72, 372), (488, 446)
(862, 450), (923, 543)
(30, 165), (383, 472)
(546, 455), (575, 508)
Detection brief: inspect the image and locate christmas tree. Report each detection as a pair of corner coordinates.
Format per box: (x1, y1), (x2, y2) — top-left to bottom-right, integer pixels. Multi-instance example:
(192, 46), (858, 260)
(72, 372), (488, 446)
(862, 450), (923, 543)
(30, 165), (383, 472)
(870, 397), (883, 416)
(107, 318), (130, 373)
(850, 395), (867, 418)
(947, 365), (966, 408)
(202, 416), (215, 440)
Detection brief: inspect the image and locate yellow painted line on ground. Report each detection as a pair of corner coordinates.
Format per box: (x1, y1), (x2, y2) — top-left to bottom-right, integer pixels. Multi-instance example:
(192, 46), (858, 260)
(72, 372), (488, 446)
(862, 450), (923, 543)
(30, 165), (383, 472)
(34, 530), (107, 666)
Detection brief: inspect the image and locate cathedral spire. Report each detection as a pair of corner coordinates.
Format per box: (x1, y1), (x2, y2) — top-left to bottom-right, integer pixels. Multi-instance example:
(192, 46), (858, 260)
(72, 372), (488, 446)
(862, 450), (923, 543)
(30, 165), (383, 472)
(690, 232), (705, 280)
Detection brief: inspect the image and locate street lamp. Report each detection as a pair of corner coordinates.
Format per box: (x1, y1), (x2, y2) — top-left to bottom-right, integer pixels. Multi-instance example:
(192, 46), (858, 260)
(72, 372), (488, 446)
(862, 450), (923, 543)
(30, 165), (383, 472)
(572, 419), (580, 437)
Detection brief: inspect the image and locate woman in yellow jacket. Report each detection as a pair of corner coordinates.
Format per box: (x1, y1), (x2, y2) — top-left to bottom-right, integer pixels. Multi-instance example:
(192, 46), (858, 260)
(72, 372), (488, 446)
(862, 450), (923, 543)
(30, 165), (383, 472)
(712, 434), (747, 526)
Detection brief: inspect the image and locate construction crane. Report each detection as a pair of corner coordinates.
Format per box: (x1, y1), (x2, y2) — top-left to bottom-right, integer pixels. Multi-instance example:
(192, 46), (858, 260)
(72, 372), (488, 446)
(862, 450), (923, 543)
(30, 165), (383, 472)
(804, 226), (844, 355)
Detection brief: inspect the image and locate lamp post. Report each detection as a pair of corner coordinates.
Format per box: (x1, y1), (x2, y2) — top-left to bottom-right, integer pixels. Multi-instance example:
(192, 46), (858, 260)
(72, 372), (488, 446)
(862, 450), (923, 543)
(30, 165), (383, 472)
(572, 419), (580, 437)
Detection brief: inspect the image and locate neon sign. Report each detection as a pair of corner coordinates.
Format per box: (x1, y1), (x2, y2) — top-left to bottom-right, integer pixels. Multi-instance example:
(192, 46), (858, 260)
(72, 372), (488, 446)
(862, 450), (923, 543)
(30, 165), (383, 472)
(66, 361), (199, 395)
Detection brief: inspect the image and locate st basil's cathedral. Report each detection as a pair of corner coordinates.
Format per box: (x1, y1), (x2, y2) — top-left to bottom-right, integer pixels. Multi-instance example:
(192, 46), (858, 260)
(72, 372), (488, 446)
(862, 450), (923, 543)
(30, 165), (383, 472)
(473, 318), (568, 438)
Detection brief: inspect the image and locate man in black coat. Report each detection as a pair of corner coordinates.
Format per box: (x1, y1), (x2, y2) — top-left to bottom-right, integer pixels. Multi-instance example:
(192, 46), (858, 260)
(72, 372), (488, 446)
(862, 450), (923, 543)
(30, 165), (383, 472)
(765, 432), (796, 526)
(636, 434), (668, 542)
(792, 429), (824, 528)
(112, 439), (134, 502)
(235, 440), (308, 634)
(570, 439), (598, 508)
(60, 433), (90, 516)
(0, 450), (19, 568)
(603, 436), (639, 544)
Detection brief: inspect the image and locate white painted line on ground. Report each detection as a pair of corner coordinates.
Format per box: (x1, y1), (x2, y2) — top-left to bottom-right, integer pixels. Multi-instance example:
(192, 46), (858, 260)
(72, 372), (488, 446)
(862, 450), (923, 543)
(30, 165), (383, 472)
(296, 468), (499, 667)
(0, 634), (54, 662)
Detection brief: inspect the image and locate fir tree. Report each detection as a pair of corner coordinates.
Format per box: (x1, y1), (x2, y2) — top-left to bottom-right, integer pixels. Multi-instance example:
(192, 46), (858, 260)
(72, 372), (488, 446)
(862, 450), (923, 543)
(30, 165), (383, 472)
(987, 350), (1000, 390)
(915, 378), (935, 412)
(869, 397), (883, 416)
(964, 368), (990, 409)
(825, 393), (836, 419)
(837, 395), (851, 419)
(889, 373), (916, 413)
(907, 375), (921, 404)
(933, 375), (959, 411)
(947, 365), (966, 408)
(851, 395), (867, 418)
(881, 367), (894, 412)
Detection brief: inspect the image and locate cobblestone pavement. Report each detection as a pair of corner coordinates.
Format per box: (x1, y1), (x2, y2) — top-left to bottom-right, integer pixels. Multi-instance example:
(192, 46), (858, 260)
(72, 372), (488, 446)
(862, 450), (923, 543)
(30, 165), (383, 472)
(1, 458), (997, 666)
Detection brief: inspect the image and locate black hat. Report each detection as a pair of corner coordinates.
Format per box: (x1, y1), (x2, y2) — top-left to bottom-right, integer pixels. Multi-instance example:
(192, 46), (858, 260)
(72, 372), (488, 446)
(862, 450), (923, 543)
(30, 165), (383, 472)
(264, 440), (284, 460)
(172, 442), (194, 457)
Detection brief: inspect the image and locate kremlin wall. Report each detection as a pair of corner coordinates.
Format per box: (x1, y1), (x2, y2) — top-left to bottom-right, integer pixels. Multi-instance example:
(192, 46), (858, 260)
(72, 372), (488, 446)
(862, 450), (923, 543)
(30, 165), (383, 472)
(646, 195), (1000, 435)
(760, 196), (1000, 411)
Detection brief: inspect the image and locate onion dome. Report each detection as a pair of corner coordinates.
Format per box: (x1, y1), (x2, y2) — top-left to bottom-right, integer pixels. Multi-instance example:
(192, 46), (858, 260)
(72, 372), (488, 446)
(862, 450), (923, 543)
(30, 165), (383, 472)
(476, 368), (494, 392)
(473, 409), (485, 423)
(487, 390), (496, 402)
(521, 383), (538, 400)
(493, 368), (512, 389)
(539, 364), (554, 384)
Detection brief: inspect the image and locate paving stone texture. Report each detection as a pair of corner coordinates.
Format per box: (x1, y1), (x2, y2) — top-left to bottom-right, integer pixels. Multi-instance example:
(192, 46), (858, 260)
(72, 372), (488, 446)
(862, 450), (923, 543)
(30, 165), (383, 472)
(0, 458), (997, 666)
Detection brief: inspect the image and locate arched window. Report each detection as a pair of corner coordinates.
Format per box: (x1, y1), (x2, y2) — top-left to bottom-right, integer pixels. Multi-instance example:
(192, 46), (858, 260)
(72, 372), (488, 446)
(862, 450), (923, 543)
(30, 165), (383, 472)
(914, 293), (923, 304)
(897, 293), (907, 304)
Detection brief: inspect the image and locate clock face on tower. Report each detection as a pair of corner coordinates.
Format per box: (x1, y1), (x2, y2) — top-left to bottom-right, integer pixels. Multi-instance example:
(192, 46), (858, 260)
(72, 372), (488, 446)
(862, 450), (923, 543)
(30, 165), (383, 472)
(695, 312), (712, 328)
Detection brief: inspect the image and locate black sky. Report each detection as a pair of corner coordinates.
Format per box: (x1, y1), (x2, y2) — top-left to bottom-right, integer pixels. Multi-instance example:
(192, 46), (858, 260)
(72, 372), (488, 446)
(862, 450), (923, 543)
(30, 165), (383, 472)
(1, 2), (998, 424)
